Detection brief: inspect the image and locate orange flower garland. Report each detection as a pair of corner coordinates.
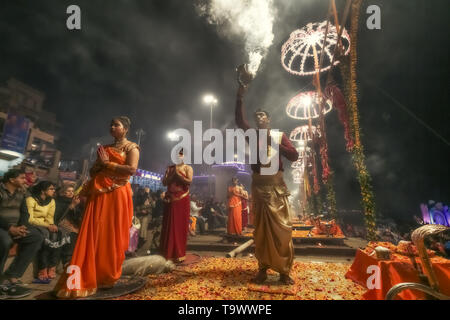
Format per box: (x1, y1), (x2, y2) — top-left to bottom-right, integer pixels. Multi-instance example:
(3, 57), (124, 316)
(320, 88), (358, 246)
(339, 0), (377, 241)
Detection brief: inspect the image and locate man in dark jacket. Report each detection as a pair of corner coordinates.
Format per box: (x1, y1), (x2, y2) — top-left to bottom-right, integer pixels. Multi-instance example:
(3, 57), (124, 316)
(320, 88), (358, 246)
(147, 190), (165, 254)
(0, 169), (43, 299)
(54, 185), (82, 266)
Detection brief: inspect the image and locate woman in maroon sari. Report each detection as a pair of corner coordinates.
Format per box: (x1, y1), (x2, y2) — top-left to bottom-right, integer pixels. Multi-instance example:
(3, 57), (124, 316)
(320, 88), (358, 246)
(159, 149), (193, 263)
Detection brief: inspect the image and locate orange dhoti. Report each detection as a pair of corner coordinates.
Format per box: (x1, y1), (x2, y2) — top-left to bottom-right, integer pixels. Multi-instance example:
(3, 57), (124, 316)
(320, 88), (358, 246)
(252, 172), (294, 275)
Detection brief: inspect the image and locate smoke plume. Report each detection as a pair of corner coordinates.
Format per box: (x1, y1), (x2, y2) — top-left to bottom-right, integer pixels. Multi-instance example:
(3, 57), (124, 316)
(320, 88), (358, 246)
(196, 0), (276, 75)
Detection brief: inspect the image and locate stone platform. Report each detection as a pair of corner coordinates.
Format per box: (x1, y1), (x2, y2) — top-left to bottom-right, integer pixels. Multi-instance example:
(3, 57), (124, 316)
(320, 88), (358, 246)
(187, 228), (366, 257)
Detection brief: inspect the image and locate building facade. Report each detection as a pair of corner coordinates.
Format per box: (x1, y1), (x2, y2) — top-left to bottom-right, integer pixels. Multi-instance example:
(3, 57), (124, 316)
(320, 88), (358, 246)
(0, 78), (62, 181)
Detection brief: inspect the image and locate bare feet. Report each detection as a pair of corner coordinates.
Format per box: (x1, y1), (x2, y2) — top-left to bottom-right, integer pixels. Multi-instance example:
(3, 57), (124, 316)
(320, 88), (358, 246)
(279, 274), (295, 285)
(251, 270), (267, 284)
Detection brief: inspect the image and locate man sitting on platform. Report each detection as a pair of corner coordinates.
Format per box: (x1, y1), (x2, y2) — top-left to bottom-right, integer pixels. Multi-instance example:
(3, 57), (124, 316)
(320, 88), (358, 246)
(190, 195), (205, 235)
(0, 169), (43, 299)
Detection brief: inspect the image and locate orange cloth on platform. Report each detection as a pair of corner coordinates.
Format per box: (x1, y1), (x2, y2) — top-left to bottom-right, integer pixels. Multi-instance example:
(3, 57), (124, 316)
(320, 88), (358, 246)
(227, 186), (242, 235)
(345, 249), (450, 300)
(54, 145), (136, 298)
(190, 217), (197, 233)
(311, 220), (344, 237)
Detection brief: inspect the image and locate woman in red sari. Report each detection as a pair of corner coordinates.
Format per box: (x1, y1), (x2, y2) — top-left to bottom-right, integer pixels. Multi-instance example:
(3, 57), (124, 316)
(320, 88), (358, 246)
(159, 149), (193, 263)
(54, 116), (139, 298)
(227, 177), (242, 235)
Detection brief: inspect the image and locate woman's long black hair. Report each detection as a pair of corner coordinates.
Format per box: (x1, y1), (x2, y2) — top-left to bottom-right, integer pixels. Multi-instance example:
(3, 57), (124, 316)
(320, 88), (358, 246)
(30, 181), (55, 205)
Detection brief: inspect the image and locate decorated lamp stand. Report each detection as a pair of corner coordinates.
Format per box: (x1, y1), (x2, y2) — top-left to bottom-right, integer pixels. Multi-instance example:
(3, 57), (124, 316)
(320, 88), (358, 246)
(282, 17), (351, 219)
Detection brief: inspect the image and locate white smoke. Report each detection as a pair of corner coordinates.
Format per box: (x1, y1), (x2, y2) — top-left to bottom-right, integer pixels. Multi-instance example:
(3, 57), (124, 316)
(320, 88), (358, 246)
(196, 0), (275, 75)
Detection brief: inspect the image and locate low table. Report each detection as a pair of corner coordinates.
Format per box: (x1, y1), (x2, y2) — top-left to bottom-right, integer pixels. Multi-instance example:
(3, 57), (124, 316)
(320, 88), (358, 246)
(345, 249), (450, 300)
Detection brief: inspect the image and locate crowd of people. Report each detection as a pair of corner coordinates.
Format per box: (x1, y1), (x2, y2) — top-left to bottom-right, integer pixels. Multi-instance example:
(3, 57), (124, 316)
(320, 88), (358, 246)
(1, 110), (447, 300)
(132, 187), (165, 254)
(188, 194), (228, 236)
(132, 186), (231, 250)
(0, 168), (83, 298)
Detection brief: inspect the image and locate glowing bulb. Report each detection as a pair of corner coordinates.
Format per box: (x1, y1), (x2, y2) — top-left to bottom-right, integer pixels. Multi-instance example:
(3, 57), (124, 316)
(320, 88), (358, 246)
(167, 132), (179, 141)
(203, 94), (217, 105)
(303, 95), (312, 106)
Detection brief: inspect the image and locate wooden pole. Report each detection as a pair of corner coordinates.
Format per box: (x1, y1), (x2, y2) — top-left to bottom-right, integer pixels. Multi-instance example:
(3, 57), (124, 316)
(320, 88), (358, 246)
(226, 239), (254, 258)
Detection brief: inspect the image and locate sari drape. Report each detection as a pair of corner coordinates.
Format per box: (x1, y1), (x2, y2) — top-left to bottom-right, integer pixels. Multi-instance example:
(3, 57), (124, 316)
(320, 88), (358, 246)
(227, 186), (242, 235)
(54, 146), (135, 298)
(159, 178), (190, 262)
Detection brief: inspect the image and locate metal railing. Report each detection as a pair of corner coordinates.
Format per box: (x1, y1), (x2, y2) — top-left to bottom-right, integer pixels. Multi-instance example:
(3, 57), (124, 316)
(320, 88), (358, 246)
(386, 282), (450, 300)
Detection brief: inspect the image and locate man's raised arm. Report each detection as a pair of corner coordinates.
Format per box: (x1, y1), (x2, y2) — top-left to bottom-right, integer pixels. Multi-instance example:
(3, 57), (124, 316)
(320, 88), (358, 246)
(235, 85), (251, 131)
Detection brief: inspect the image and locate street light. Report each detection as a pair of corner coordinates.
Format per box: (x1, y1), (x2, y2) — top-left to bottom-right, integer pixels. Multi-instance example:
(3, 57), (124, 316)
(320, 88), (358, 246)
(203, 94), (218, 198)
(203, 94), (218, 129)
(136, 128), (146, 146)
(167, 131), (179, 141)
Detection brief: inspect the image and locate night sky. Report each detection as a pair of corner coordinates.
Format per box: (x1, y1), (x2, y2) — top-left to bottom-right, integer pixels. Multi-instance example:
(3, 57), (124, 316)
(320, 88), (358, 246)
(0, 0), (449, 222)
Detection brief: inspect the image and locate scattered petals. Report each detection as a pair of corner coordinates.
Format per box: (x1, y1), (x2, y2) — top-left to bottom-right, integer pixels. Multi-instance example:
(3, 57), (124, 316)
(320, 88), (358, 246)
(115, 257), (365, 300)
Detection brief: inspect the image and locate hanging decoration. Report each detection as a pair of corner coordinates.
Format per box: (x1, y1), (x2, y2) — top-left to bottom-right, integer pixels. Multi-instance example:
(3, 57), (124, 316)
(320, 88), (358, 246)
(339, 0), (377, 241)
(313, 134), (331, 184)
(281, 21), (350, 76)
(292, 169), (303, 184)
(289, 125), (319, 142)
(325, 83), (354, 151)
(282, 6), (353, 219)
(286, 92), (333, 120)
(291, 159), (304, 169)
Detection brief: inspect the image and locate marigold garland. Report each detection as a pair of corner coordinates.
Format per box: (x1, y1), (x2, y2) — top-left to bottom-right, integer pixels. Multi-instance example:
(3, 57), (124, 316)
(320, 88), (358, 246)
(339, 0), (377, 241)
(326, 172), (338, 220)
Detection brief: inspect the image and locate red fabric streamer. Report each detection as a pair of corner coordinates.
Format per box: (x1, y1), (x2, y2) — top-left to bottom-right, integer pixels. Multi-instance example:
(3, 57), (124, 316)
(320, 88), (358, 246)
(319, 136), (331, 184)
(325, 84), (354, 151)
(313, 134), (331, 185)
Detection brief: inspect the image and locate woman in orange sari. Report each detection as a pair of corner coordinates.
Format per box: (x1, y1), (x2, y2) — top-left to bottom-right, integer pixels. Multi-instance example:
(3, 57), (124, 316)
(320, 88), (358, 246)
(54, 116), (139, 298)
(227, 177), (242, 235)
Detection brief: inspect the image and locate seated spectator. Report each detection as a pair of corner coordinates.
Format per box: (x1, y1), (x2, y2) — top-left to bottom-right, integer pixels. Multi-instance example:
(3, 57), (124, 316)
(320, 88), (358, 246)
(147, 190), (164, 254)
(0, 169), (43, 299)
(135, 187), (155, 248)
(189, 216), (197, 236)
(201, 199), (214, 231)
(54, 185), (83, 267)
(203, 199), (227, 231)
(24, 170), (37, 190)
(190, 195), (205, 235)
(22, 181), (65, 283)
